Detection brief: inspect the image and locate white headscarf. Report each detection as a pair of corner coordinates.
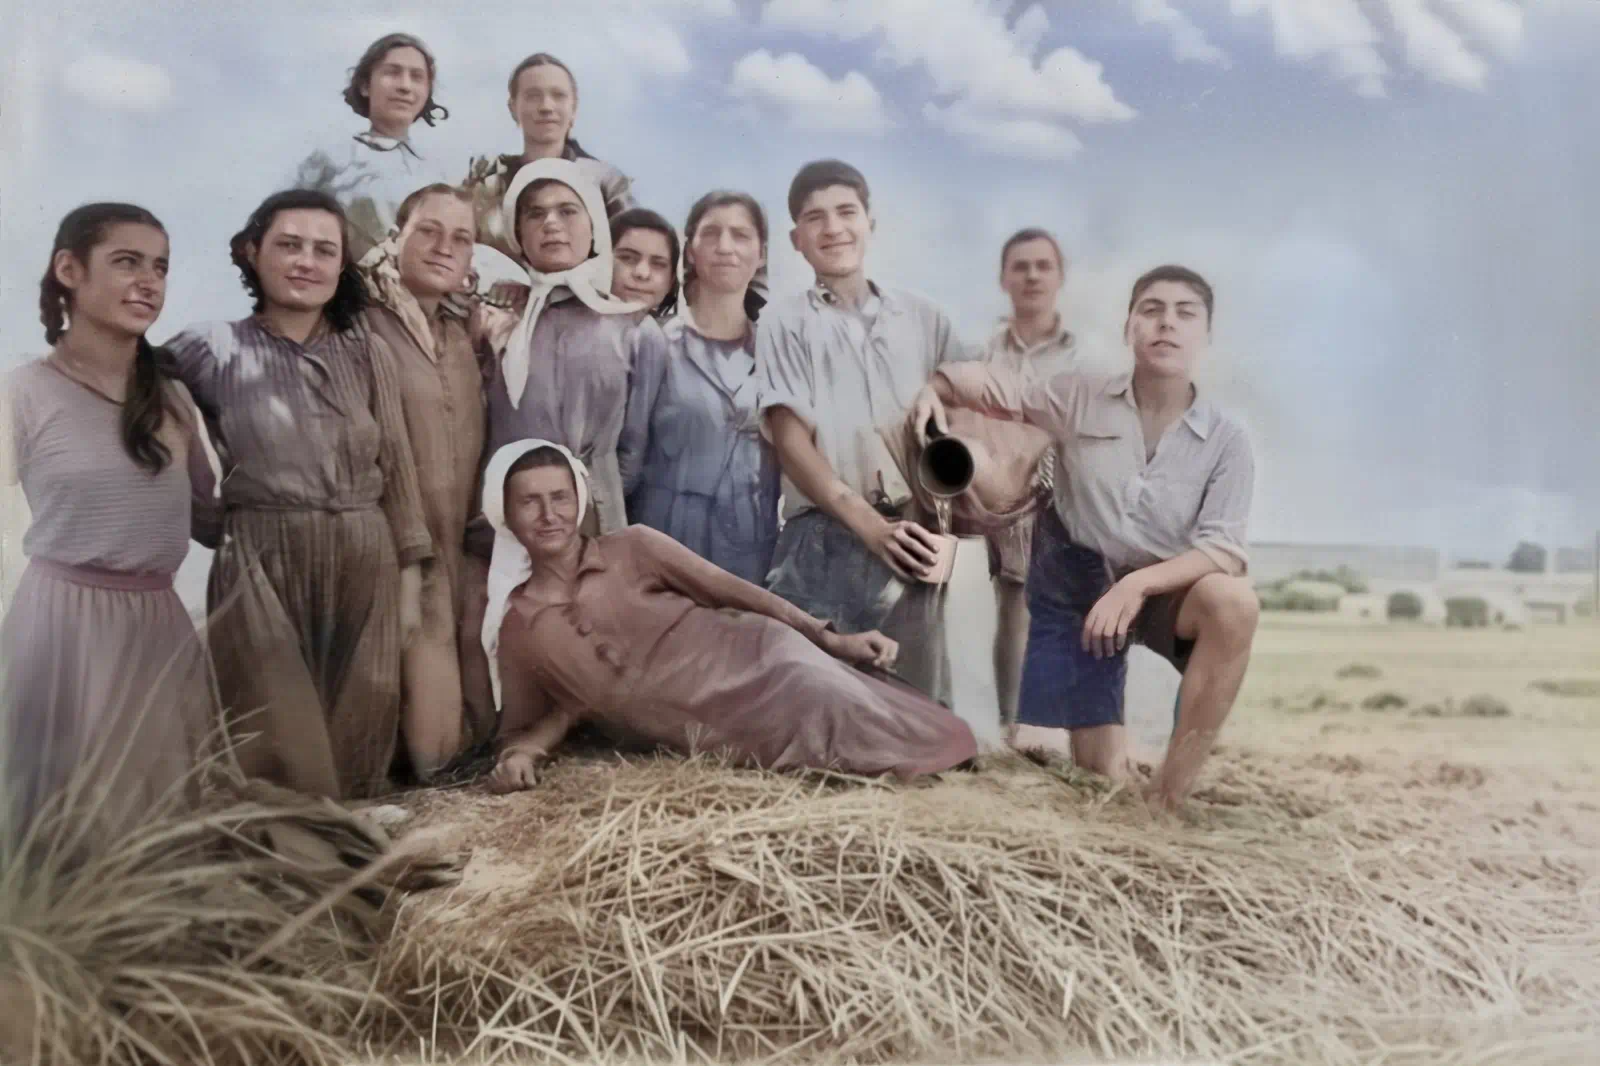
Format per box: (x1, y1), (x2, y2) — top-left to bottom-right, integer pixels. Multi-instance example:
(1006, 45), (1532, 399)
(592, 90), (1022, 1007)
(499, 157), (642, 409)
(481, 438), (592, 713)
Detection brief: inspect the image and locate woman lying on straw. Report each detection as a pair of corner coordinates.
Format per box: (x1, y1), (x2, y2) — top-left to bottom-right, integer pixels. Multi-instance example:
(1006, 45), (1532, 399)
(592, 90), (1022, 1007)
(480, 439), (978, 792)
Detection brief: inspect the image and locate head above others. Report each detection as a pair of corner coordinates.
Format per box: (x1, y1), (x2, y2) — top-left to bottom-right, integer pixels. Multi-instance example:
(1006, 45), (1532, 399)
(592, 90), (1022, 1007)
(344, 33), (448, 138)
(998, 227), (1067, 322)
(505, 52), (593, 159)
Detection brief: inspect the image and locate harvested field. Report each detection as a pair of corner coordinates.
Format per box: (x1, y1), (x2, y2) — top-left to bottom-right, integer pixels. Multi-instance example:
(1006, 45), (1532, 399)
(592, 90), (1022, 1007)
(6, 619), (1599, 1065)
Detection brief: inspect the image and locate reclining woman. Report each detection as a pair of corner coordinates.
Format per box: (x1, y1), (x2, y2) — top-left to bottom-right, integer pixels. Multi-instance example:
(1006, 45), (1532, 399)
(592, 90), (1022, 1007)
(479, 439), (978, 793)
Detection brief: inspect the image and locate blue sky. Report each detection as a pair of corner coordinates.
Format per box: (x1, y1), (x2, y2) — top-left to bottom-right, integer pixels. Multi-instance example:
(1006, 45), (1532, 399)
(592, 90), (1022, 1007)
(2, 0), (1596, 561)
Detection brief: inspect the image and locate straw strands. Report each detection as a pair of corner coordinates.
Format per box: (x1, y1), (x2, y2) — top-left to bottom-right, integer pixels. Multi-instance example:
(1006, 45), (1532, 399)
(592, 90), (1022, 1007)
(371, 750), (1600, 1065)
(4, 748), (1597, 1065)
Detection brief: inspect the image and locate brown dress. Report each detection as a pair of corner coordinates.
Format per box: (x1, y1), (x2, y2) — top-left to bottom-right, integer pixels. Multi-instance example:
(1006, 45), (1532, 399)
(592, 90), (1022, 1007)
(497, 525), (977, 778)
(166, 318), (433, 801)
(364, 304), (487, 750)
(1, 360), (217, 840)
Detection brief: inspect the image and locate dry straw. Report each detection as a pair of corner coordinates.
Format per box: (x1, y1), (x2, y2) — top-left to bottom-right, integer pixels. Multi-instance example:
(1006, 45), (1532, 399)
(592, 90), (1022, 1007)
(3, 745), (1596, 1066)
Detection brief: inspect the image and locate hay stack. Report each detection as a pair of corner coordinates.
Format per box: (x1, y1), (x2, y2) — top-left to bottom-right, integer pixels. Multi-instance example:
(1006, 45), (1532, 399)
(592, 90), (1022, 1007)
(378, 751), (1600, 1064)
(0, 778), (459, 1066)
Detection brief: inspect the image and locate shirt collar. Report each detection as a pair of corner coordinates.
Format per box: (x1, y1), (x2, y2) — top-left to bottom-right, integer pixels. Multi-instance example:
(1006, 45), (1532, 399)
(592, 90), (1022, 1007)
(1000, 313), (1074, 356)
(353, 130), (421, 159)
(808, 277), (892, 312)
(1105, 373), (1216, 440)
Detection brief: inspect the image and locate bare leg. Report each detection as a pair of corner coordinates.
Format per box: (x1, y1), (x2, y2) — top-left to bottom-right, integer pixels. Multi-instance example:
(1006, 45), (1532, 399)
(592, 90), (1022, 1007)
(1150, 574), (1259, 810)
(457, 554), (496, 745)
(1069, 723), (1137, 785)
(992, 577), (1029, 733)
(400, 566), (464, 780)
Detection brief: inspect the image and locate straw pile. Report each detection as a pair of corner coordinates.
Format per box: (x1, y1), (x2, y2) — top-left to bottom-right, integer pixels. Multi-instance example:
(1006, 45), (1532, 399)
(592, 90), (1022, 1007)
(371, 749), (1600, 1065)
(0, 778), (459, 1066)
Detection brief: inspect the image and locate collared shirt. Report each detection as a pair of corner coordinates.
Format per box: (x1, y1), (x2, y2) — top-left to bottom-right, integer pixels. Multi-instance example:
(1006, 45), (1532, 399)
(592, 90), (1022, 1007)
(756, 280), (969, 520)
(941, 362), (1254, 575)
(981, 314), (1079, 380)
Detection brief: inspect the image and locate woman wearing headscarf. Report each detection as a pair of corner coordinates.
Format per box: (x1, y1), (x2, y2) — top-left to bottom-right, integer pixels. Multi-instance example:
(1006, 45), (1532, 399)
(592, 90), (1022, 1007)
(621, 190), (779, 585)
(458, 157), (667, 732)
(357, 182), (489, 775)
(463, 53), (635, 267)
(3, 202), (219, 843)
(292, 33), (454, 264)
(478, 439), (977, 793)
(165, 189), (432, 802)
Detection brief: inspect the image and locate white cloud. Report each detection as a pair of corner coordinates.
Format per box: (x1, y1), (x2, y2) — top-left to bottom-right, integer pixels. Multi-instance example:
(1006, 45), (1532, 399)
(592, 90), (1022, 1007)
(608, 21), (694, 77)
(729, 49), (892, 134)
(1231, 0), (1389, 97)
(760, 0), (1132, 159)
(1382, 0), (1489, 90)
(60, 52), (175, 113)
(1132, 0), (1231, 67)
(1438, 0), (1524, 56)
(922, 102), (1082, 161)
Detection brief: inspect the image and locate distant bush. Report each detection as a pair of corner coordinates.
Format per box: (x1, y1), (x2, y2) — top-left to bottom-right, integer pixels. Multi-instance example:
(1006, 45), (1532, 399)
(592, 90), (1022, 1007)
(1259, 583), (1339, 612)
(1445, 596), (1491, 628)
(1387, 591), (1423, 620)
(1289, 567), (1368, 594)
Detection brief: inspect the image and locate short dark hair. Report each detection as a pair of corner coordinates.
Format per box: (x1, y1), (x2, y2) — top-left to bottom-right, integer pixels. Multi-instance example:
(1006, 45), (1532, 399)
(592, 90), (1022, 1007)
(999, 227), (1065, 273)
(394, 183), (474, 232)
(610, 207), (680, 320)
(1128, 264), (1214, 323)
(505, 446), (576, 489)
(229, 189), (367, 332)
(343, 33), (448, 128)
(786, 159), (870, 222)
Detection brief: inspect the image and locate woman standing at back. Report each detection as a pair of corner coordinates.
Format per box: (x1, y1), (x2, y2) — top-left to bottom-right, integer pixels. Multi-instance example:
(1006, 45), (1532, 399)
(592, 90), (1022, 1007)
(621, 190), (780, 585)
(465, 53), (636, 267)
(292, 32), (454, 264)
(2, 203), (218, 843)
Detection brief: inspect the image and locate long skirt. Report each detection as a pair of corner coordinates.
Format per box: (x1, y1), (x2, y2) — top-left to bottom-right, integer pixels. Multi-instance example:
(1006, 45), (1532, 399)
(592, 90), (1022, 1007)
(207, 508), (401, 801)
(1, 560), (211, 842)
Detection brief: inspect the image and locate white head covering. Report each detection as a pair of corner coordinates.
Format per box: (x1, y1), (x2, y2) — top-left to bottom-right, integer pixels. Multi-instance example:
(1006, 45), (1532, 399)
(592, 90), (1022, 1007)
(500, 157), (642, 409)
(481, 438), (592, 712)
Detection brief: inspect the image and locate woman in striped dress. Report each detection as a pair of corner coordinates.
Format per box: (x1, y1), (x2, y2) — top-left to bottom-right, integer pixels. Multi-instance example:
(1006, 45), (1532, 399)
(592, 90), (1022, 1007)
(166, 189), (433, 802)
(2, 202), (218, 844)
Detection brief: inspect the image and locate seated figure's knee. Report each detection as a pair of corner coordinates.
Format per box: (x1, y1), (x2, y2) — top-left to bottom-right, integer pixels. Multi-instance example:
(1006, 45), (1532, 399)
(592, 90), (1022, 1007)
(1196, 575), (1259, 643)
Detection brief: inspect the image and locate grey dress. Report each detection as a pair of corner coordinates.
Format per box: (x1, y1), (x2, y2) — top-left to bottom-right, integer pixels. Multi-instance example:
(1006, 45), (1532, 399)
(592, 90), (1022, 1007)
(621, 315), (780, 586)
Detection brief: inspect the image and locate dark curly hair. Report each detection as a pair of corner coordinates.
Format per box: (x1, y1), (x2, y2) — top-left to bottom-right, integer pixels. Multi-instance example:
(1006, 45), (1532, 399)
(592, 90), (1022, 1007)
(610, 207), (680, 320)
(229, 189), (367, 333)
(38, 202), (178, 475)
(344, 33), (449, 128)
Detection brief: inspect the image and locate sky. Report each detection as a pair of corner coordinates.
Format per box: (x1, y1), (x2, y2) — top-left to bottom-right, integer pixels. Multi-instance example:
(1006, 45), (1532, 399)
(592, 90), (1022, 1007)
(2, 0), (1596, 562)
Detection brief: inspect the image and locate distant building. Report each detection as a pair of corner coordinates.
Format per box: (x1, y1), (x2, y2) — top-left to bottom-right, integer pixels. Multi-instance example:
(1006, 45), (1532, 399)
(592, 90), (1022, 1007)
(1249, 542), (1441, 584)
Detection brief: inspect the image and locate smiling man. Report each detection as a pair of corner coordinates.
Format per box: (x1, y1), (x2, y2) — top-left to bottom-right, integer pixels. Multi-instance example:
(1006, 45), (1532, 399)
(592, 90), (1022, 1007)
(909, 265), (1260, 812)
(756, 159), (969, 707)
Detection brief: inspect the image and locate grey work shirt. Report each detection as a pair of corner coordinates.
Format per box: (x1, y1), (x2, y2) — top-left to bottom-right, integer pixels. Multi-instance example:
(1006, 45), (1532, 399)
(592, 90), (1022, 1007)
(941, 361), (1255, 576)
(755, 280), (969, 521)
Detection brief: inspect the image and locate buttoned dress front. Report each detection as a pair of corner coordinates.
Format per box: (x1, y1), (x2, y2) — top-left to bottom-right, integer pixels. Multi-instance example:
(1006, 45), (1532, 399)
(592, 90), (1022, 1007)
(621, 314), (780, 586)
(364, 304), (486, 749)
(167, 318), (433, 800)
(497, 526), (977, 777)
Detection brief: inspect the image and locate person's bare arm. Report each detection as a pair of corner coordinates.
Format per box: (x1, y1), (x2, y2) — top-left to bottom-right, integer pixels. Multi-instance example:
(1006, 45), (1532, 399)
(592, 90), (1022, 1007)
(490, 644), (579, 793)
(766, 407), (942, 582)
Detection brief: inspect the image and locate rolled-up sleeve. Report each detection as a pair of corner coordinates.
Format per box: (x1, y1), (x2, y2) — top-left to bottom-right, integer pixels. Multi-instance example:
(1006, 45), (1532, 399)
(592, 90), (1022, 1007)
(1191, 424), (1255, 575)
(755, 313), (817, 442)
(938, 362), (1084, 442)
